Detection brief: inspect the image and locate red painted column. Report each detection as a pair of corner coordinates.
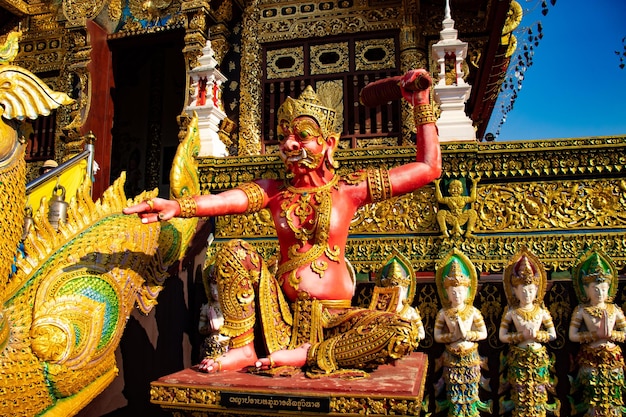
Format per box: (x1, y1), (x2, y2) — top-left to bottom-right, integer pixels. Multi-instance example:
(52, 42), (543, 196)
(82, 20), (114, 200)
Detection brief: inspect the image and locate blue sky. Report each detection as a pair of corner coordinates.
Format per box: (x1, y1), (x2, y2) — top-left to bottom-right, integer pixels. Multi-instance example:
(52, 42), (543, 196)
(486, 0), (626, 141)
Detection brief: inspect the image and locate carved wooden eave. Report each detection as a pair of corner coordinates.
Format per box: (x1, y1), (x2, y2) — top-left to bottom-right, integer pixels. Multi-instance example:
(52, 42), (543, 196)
(199, 136), (626, 275)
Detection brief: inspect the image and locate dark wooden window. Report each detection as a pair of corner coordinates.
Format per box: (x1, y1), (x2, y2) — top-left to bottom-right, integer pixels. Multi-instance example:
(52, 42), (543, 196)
(24, 112), (56, 161)
(262, 32), (402, 154)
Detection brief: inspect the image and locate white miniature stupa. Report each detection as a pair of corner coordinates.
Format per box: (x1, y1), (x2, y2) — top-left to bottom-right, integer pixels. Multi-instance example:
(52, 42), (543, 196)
(432, 0), (476, 142)
(185, 40), (229, 156)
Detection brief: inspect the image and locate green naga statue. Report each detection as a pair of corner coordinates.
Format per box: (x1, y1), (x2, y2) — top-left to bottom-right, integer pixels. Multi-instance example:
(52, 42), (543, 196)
(0, 31), (200, 416)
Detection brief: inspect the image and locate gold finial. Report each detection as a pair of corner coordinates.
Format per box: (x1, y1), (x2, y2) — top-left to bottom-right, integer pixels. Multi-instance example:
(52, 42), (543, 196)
(277, 85), (338, 138)
(444, 260), (471, 288)
(511, 255), (539, 286)
(582, 253), (612, 285)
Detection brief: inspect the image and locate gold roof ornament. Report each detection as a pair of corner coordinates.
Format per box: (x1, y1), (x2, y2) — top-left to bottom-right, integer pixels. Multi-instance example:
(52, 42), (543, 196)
(277, 85), (338, 138)
(0, 31), (21, 65)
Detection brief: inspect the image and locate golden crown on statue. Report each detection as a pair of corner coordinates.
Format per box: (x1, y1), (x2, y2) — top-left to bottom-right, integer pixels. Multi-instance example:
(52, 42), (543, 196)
(277, 85), (338, 138)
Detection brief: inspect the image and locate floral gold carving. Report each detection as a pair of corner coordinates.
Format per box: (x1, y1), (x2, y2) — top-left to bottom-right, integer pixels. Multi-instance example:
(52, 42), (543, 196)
(62, 0), (106, 25)
(238, 0), (262, 155)
(355, 38), (396, 71)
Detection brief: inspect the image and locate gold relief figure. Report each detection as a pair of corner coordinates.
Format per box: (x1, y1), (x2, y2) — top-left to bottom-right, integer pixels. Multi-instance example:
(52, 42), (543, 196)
(498, 247), (560, 417)
(124, 69), (441, 375)
(433, 249), (492, 417)
(435, 176), (479, 238)
(568, 248), (626, 417)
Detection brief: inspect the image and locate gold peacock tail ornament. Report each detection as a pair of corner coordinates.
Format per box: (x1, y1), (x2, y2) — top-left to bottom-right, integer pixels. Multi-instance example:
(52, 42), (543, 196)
(0, 31), (200, 416)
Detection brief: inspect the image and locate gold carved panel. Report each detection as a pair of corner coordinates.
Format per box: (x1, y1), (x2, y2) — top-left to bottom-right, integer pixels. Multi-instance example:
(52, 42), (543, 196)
(310, 42), (349, 75)
(213, 178), (626, 237)
(476, 179), (626, 232)
(355, 38), (396, 71)
(266, 47), (305, 79)
(257, 0), (403, 43)
(355, 136), (402, 148)
(17, 34), (66, 73)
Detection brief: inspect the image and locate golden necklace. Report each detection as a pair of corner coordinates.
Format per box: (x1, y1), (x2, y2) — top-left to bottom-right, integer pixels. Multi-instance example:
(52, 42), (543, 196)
(514, 305), (541, 322)
(584, 304), (612, 319)
(276, 175), (341, 288)
(284, 174), (339, 194)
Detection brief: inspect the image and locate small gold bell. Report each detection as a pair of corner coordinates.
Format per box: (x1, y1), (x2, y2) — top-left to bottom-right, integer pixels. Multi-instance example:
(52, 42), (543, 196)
(48, 185), (68, 230)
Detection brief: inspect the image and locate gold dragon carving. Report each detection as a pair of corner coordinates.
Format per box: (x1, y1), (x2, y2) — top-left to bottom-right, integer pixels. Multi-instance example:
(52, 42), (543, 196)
(0, 31), (200, 417)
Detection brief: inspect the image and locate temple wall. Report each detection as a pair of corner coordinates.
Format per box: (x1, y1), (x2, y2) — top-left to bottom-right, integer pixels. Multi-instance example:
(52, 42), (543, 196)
(193, 136), (626, 416)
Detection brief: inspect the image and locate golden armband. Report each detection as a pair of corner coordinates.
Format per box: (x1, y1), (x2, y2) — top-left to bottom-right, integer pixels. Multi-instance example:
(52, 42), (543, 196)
(509, 332), (524, 344)
(176, 196), (197, 218)
(535, 330), (550, 343)
(414, 104), (437, 126)
(236, 182), (265, 214)
(611, 330), (626, 343)
(366, 167), (392, 203)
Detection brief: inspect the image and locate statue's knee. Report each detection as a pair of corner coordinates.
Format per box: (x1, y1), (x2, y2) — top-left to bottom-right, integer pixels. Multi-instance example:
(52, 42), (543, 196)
(216, 239), (262, 273)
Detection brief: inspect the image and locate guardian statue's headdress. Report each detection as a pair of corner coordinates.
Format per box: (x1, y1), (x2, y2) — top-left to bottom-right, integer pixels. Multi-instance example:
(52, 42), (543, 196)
(277, 86), (338, 138)
(581, 253), (612, 285)
(503, 248), (547, 307)
(435, 249), (477, 308)
(379, 259), (412, 289)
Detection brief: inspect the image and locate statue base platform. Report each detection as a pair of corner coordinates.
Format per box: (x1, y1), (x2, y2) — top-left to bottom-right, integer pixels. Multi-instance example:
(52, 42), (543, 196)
(150, 352), (428, 416)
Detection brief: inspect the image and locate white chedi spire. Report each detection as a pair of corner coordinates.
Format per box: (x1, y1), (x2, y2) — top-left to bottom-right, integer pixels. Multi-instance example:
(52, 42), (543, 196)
(432, 0), (476, 142)
(185, 40), (229, 156)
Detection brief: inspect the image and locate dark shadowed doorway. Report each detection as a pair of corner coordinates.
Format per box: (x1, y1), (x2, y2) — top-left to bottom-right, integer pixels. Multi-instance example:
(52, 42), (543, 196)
(109, 29), (186, 199)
